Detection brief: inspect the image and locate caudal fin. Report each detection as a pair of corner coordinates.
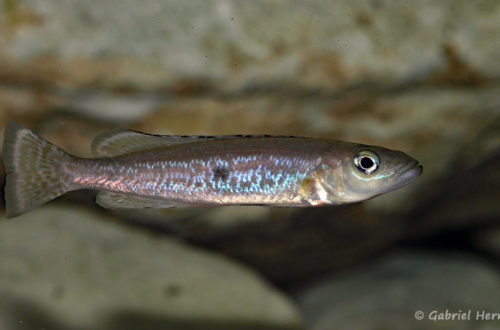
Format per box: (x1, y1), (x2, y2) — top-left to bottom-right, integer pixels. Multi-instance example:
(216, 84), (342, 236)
(2, 121), (71, 218)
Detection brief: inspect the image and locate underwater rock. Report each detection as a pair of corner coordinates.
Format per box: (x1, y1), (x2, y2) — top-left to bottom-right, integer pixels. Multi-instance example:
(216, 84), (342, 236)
(0, 205), (303, 330)
(1, 0), (499, 93)
(295, 251), (500, 330)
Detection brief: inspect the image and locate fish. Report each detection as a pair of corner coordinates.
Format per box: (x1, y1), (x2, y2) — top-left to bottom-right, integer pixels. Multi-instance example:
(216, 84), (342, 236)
(2, 120), (422, 218)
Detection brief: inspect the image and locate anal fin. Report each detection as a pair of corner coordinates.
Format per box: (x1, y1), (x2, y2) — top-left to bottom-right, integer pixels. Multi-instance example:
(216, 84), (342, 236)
(96, 191), (186, 209)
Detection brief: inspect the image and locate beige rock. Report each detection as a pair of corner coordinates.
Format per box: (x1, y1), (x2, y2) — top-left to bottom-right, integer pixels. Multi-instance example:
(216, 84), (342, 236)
(1, 0), (499, 91)
(0, 205), (302, 330)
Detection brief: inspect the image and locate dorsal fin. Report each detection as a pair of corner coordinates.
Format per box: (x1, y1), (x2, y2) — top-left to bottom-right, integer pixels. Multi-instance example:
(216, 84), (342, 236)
(92, 128), (295, 157)
(96, 191), (187, 209)
(91, 129), (212, 157)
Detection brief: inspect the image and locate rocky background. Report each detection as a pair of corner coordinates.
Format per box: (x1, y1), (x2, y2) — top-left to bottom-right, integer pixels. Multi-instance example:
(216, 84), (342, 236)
(1, 1), (499, 329)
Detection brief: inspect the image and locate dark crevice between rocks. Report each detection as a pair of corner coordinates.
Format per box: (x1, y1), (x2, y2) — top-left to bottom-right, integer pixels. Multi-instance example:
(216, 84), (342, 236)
(175, 205), (408, 290)
(0, 171), (5, 211)
(398, 219), (500, 272)
(402, 147), (500, 235)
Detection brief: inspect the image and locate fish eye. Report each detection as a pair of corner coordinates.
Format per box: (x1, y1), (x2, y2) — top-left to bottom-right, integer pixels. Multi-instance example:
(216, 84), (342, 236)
(354, 150), (379, 174)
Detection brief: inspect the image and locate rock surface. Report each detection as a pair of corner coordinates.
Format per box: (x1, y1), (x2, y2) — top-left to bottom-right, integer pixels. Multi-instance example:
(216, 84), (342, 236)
(0, 205), (302, 330)
(1, 0), (500, 92)
(296, 251), (500, 330)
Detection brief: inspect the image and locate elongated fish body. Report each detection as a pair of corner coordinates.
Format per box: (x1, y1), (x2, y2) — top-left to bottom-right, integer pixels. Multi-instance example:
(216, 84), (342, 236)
(2, 121), (422, 218)
(73, 138), (331, 206)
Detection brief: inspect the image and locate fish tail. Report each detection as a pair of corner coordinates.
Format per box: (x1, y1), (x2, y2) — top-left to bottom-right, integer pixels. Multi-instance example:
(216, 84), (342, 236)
(3, 121), (72, 218)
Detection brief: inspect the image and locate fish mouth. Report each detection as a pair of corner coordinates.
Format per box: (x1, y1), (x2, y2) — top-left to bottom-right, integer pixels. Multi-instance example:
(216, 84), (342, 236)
(392, 161), (423, 190)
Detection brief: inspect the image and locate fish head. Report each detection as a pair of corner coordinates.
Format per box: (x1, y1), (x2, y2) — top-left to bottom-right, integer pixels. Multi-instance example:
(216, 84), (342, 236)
(319, 143), (423, 203)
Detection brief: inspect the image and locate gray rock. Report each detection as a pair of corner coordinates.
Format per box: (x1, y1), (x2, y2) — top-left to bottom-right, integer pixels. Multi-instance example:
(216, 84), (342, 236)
(296, 251), (500, 330)
(0, 205), (303, 330)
